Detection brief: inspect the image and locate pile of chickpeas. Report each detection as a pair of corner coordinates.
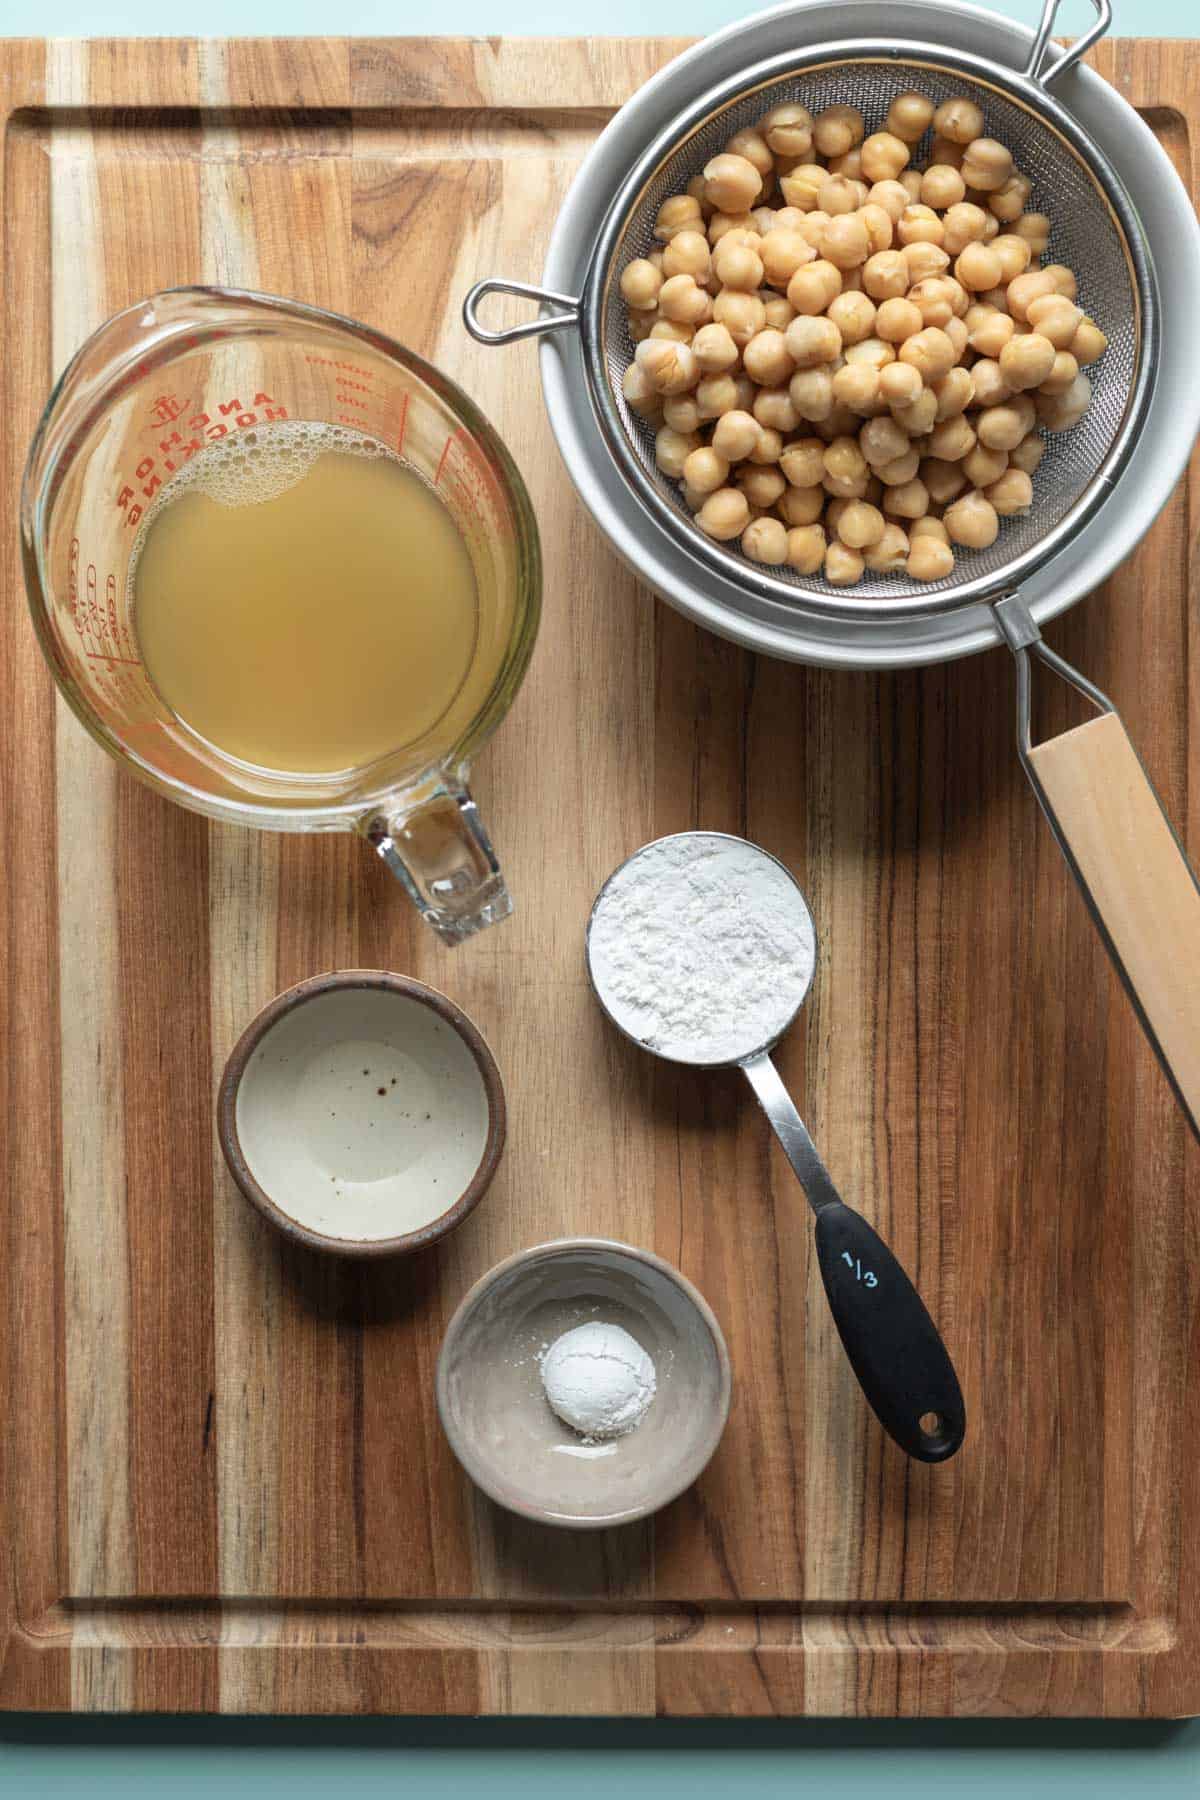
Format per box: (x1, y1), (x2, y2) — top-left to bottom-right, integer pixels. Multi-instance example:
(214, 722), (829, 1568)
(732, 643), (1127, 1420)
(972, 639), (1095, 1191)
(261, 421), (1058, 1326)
(618, 89), (1107, 586)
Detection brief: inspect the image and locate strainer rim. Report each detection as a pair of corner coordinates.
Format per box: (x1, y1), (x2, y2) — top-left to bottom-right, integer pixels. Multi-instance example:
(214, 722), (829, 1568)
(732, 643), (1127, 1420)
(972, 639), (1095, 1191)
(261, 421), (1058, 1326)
(578, 37), (1158, 624)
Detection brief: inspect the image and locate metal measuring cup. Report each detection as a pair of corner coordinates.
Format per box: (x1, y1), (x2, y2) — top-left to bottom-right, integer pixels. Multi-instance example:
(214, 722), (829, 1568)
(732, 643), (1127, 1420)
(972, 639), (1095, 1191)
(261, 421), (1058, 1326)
(586, 832), (965, 1464)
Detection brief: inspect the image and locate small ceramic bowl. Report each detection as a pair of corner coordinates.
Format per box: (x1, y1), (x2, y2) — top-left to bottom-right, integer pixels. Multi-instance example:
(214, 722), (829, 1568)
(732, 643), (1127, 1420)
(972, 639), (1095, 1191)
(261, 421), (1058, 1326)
(437, 1238), (731, 1528)
(218, 971), (505, 1257)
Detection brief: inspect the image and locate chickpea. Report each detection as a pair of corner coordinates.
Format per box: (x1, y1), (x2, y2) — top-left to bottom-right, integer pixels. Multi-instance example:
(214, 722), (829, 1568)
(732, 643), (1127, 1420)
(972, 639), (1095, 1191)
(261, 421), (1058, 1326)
(844, 336), (895, 370)
(726, 128), (774, 179)
(708, 210), (758, 245)
(897, 204), (946, 248)
(679, 447), (728, 497)
(824, 497), (851, 534)
(759, 227), (816, 288)
(985, 234), (1030, 284)
(967, 304), (1014, 357)
(907, 277), (956, 329)
(823, 434), (868, 487)
(891, 387), (938, 436)
(988, 172), (1032, 223)
(813, 104), (865, 159)
(986, 467), (1033, 515)
(907, 536), (955, 581)
(863, 249), (910, 301)
(927, 415), (976, 462)
(976, 399), (1035, 451)
(941, 201), (990, 256)
(789, 366), (835, 421)
(798, 211), (833, 251)
(911, 514), (950, 543)
(731, 373), (757, 412)
(955, 241), (1003, 292)
(621, 258), (664, 310)
(999, 331), (1057, 391)
(770, 206), (807, 231)
(628, 311), (657, 345)
(662, 394), (702, 434)
(751, 204), (780, 236)
(921, 164), (967, 211)
(1009, 432), (1046, 475)
(654, 194), (704, 241)
(860, 132), (910, 183)
(710, 409), (759, 462)
(1007, 268), (1058, 321)
(636, 337), (700, 395)
(899, 326), (956, 381)
(776, 438), (823, 488)
(713, 239), (765, 292)
(1071, 317), (1108, 365)
(704, 152), (763, 214)
(691, 321), (740, 374)
(696, 486), (752, 541)
(868, 179), (911, 223)
(1036, 349), (1078, 397)
(741, 515), (790, 564)
(933, 366), (975, 419)
(685, 175), (713, 217)
(779, 164), (826, 211)
(755, 297), (789, 334)
(933, 97), (985, 145)
(879, 360), (924, 407)
(837, 499), (886, 548)
(929, 134), (965, 169)
(903, 241), (951, 284)
(759, 103), (814, 159)
(785, 313), (842, 368)
(899, 168), (925, 200)
(883, 477), (930, 520)
(787, 259), (842, 315)
(1042, 264), (1078, 300)
(971, 359), (1013, 409)
(681, 482), (707, 513)
(749, 425), (784, 464)
(826, 290), (877, 347)
(1037, 372), (1092, 431)
(920, 456), (968, 505)
(695, 373), (742, 420)
(650, 318), (695, 343)
(825, 540), (866, 585)
(886, 91), (934, 142)
(832, 362), (884, 415)
(621, 361), (663, 421)
(857, 203), (895, 256)
(743, 327), (796, 386)
(822, 213), (871, 270)
(860, 413), (912, 468)
(945, 315), (969, 357)
(785, 522), (827, 572)
(874, 296), (922, 344)
(662, 231), (712, 286)
(1013, 212), (1051, 256)
(876, 446), (921, 487)
(963, 442), (1009, 487)
(1024, 293), (1082, 350)
(654, 425), (701, 478)
(828, 151), (866, 183)
(863, 520), (911, 572)
(659, 274), (712, 325)
(816, 174), (858, 217)
(961, 138), (1012, 193)
(945, 490), (1000, 548)
(753, 386), (801, 434)
(714, 288), (767, 347)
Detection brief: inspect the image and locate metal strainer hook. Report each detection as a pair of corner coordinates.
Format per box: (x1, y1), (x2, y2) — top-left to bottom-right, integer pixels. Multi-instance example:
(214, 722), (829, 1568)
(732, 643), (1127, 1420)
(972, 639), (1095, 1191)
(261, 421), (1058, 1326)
(1025, 0), (1113, 90)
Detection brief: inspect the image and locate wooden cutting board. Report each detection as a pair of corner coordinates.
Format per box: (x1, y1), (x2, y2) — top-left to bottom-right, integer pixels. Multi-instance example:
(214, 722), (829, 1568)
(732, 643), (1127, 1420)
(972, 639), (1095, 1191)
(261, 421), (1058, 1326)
(2, 35), (1200, 1717)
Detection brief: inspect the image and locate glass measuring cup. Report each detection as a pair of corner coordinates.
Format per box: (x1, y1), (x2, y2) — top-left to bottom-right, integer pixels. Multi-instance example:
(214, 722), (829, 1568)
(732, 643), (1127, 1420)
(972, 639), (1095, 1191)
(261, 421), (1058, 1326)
(586, 832), (965, 1463)
(21, 287), (541, 943)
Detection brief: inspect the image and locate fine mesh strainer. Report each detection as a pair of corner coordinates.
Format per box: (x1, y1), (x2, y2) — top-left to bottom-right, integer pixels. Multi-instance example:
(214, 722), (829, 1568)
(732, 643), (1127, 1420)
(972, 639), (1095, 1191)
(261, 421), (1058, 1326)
(465, 0), (1200, 1142)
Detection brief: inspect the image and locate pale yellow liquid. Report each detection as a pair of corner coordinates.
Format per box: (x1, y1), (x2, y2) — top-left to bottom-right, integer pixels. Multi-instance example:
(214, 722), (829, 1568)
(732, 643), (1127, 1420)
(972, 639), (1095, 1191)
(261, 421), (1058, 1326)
(132, 424), (479, 775)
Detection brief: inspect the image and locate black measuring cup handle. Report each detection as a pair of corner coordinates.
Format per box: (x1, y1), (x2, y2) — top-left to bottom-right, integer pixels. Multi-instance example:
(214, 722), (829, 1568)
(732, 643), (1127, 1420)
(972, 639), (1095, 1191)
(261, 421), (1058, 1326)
(814, 1201), (965, 1463)
(740, 1051), (965, 1463)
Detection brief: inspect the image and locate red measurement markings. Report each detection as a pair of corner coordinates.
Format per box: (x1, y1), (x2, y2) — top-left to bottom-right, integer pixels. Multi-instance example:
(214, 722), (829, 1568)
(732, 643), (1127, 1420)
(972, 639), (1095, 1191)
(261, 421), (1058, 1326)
(83, 652), (142, 666)
(396, 391), (409, 456)
(434, 431), (459, 487)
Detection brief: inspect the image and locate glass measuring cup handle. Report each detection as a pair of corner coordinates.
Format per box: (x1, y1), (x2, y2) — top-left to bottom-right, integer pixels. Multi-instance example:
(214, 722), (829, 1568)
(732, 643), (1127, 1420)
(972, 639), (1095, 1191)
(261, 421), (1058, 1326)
(741, 1052), (966, 1464)
(362, 779), (512, 944)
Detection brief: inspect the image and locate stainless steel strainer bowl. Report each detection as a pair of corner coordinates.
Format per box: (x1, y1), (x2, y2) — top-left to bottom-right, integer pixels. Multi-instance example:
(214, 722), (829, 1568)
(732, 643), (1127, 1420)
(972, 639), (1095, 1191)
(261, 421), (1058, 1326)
(465, 0), (1200, 1149)
(466, 0), (1155, 618)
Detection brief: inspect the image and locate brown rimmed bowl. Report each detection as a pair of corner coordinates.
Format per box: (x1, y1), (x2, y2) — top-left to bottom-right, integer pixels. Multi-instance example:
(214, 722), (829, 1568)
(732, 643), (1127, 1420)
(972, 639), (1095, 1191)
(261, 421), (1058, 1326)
(218, 970), (505, 1258)
(436, 1238), (732, 1529)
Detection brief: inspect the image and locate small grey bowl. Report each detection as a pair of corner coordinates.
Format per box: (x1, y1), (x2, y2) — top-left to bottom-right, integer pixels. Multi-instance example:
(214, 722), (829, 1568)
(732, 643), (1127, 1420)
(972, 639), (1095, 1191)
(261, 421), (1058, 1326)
(436, 1237), (731, 1529)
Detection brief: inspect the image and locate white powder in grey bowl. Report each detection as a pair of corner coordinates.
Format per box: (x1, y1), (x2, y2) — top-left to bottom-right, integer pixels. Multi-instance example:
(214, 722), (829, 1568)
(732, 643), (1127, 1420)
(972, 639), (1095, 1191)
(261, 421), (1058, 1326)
(587, 834), (816, 1065)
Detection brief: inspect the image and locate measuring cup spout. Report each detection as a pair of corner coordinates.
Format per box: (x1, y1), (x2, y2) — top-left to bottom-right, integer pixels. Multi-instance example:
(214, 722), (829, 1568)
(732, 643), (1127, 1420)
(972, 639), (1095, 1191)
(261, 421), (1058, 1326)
(362, 780), (512, 944)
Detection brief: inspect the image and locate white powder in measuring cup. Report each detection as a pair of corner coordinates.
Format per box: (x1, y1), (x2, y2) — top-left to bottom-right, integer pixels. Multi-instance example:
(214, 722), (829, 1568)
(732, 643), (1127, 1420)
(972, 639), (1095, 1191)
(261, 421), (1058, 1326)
(587, 834), (816, 1065)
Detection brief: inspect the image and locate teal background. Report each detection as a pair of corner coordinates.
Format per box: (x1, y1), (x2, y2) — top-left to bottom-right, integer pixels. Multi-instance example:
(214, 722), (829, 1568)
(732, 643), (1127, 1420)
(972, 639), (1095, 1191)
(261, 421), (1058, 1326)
(2, 0), (1199, 1790)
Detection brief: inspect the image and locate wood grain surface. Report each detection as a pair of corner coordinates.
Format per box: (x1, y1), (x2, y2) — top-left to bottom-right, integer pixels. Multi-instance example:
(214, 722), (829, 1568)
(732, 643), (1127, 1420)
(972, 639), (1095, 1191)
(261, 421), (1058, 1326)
(1, 36), (1198, 1716)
